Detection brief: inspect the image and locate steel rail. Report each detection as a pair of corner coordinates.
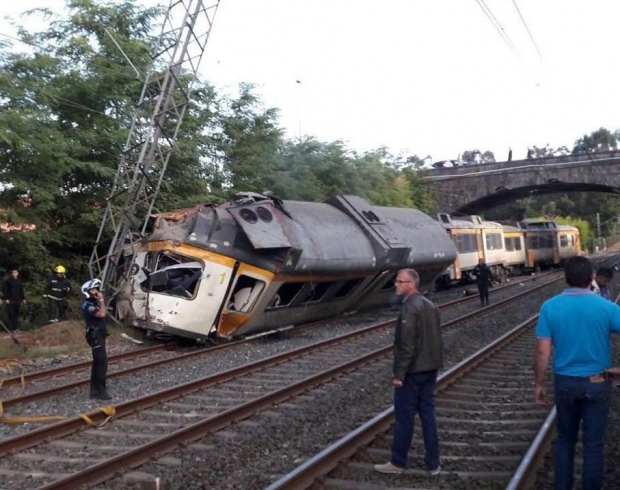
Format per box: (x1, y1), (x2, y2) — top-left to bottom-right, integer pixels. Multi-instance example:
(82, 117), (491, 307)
(265, 314), (540, 490)
(0, 344), (168, 389)
(2, 276), (561, 409)
(0, 318), (395, 456)
(506, 407), (556, 490)
(37, 341), (393, 489)
(0, 269), (554, 392)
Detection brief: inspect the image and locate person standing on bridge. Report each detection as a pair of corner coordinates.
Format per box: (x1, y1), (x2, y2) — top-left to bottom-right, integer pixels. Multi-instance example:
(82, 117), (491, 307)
(534, 256), (620, 490)
(374, 268), (443, 476)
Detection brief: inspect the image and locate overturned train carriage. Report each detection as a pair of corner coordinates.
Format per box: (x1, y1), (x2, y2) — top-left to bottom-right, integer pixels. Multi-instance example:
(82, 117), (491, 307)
(121, 193), (457, 341)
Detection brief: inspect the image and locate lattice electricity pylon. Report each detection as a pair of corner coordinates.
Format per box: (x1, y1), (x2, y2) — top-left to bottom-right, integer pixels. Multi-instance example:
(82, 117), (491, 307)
(89, 0), (220, 308)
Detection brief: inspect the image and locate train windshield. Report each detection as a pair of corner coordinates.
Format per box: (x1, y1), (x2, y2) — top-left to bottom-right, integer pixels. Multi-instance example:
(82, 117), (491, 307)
(138, 252), (203, 298)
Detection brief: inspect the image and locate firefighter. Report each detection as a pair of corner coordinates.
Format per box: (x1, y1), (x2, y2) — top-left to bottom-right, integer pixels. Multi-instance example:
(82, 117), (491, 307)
(44, 265), (71, 323)
(81, 278), (111, 400)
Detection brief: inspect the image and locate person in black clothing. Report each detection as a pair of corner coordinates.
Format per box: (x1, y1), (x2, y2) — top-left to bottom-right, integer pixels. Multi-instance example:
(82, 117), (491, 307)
(45, 265), (71, 323)
(81, 278), (111, 400)
(472, 258), (493, 306)
(3, 269), (27, 331)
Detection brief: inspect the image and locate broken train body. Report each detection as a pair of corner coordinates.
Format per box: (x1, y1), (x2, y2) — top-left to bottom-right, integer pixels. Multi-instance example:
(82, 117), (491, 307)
(121, 193), (457, 342)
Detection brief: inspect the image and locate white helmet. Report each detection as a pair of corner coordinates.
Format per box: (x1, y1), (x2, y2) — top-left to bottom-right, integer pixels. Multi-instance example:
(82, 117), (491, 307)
(81, 278), (103, 298)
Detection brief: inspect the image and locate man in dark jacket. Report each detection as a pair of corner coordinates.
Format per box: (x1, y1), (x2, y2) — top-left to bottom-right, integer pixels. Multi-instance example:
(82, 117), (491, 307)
(473, 258), (493, 306)
(2, 269), (27, 331)
(375, 268), (443, 476)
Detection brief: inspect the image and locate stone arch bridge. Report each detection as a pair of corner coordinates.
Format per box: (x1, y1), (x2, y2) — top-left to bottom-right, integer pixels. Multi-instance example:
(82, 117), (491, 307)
(424, 150), (620, 215)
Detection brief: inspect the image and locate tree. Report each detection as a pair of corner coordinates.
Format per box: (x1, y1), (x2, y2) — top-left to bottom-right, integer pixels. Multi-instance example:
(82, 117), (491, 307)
(460, 149), (495, 164)
(0, 0), (225, 322)
(573, 127), (618, 154)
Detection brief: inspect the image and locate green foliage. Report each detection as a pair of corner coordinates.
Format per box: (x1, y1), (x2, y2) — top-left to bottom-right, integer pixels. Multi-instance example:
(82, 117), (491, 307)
(573, 127), (618, 154)
(0, 1), (439, 331)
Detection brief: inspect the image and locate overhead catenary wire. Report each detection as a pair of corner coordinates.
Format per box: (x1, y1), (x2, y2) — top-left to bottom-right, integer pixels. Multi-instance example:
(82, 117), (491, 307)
(511, 0), (544, 61)
(0, 31), (144, 85)
(473, 0), (522, 60)
(471, 0), (538, 84)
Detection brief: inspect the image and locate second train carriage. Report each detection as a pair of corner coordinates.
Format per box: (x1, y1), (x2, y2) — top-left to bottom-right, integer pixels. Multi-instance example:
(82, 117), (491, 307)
(436, 213), (509, 284)
(519, 219), (581, 269)
(119, 193), (457, 341)
(436, 214), (580, 287)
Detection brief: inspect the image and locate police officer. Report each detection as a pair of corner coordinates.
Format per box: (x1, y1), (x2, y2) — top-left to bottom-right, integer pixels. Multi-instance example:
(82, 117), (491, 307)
(81, 279), (111, 400)
(45, 265), (71, 323)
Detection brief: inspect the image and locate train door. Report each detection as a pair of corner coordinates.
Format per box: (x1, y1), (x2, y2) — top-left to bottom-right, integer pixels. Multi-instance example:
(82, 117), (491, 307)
(216, 264), (273, 337)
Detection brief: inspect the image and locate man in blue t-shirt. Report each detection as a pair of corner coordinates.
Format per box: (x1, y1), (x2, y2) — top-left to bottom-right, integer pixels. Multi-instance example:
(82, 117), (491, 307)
(535, 256), (620, 490)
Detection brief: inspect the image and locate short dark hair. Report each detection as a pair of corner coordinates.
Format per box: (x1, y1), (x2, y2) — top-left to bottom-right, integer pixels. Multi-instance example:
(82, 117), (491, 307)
(564, 256), (593, 288)
(596, 267), (613, 281)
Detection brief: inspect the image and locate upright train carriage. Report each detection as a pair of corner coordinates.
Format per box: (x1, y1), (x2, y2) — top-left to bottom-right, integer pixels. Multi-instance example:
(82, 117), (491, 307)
(119, 193), (457, 341)
(436, 214), (580, 287)
(519, 218), (581, 268)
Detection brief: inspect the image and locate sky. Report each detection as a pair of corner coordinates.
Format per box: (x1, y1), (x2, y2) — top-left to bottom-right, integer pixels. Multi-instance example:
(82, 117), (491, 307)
(1, 0), (620, 164)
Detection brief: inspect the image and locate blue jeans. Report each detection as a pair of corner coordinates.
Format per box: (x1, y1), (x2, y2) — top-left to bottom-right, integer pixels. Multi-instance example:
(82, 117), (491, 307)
(391, 370), (439, 470)
(554, 374), (612, 490)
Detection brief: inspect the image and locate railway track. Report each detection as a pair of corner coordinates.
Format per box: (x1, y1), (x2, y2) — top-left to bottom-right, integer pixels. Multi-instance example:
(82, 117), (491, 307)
(0, 277), (562, 489)
(266, 315), (551, 490)
(0, 271), (559, 411)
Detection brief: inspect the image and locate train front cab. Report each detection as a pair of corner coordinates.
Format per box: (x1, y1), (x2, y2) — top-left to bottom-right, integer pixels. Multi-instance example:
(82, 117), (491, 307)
(521, 220), (560, 270)
(557, 227), (580, 260)
(128, 244), (239, 341)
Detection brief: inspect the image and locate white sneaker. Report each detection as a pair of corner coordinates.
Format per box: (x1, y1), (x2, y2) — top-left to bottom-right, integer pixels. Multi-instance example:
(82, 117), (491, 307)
(428, 466), (441, 476)
(374, 462), (404, 474)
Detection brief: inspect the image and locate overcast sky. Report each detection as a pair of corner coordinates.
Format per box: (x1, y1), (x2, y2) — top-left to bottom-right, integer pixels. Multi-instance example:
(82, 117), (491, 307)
(1, 0), (619, 163)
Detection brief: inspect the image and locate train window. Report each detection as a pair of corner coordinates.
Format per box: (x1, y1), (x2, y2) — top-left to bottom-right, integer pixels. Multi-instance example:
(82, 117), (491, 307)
(333, 278), (362, 299)
(485, 233), (503, 251)
(515, 238), (522, 251)
(504, 237), (514, 252)
(560, 235), (568, 247)
(298, 281), (336, 303)
(266, 282), (305, 309)
(454, 233), (477, 253)
(228, 275), (265, 313)
(140, 252), (203, 299)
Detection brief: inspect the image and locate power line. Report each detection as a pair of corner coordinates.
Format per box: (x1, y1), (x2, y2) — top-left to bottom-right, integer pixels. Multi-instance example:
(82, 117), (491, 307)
(511, 0), (544, 61)
(472, 0), (539, 83)
(0, 31), (142, 84)
(473, 0), (522, 60)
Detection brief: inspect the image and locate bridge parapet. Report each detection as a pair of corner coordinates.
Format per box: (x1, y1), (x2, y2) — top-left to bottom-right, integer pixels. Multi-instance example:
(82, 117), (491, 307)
(423, 150), (620, 214)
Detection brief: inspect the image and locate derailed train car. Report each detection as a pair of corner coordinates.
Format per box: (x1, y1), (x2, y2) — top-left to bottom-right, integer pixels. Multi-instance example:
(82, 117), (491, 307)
(120, 193), (457, 341)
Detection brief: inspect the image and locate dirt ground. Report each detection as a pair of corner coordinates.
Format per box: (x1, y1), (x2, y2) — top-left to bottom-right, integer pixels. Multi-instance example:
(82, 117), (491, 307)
(0, 321), (133, 374)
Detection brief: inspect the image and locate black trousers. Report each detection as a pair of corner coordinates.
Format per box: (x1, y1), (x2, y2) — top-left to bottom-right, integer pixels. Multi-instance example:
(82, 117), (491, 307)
(48, 298), (68, 320)
(478, 284), (490, 305)
(6, 302), (20, 330)
(86, 329), (109, 397)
